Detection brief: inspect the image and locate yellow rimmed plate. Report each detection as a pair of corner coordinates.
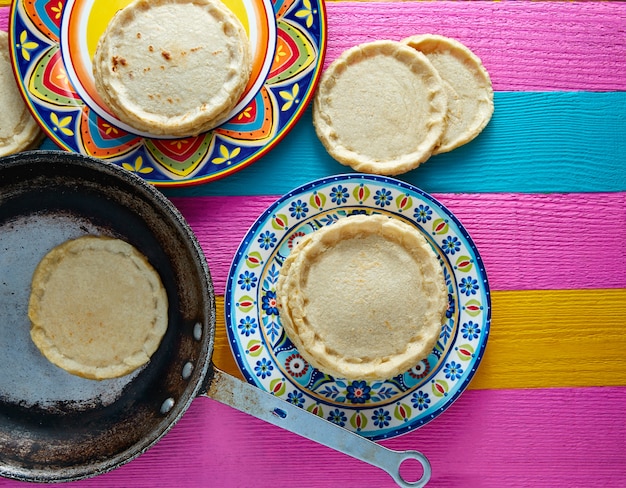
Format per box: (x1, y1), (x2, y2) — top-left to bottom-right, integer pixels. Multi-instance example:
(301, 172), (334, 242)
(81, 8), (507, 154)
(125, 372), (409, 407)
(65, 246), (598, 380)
(10, 0), (326, 186)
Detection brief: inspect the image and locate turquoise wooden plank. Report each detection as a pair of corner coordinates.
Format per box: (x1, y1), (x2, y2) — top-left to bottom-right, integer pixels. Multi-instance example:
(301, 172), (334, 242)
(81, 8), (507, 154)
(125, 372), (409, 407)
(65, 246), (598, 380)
(156, 92), (626, 197)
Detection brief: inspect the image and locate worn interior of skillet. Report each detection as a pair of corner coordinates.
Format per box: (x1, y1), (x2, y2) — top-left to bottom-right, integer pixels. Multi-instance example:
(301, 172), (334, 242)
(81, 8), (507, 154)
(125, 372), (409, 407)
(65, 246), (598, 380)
(0, 152), (214, 482)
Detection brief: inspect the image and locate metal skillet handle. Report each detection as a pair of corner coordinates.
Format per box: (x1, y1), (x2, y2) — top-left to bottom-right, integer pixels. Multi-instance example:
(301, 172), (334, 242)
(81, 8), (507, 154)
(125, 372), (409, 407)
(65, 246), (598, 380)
(206, 369), (431, 488)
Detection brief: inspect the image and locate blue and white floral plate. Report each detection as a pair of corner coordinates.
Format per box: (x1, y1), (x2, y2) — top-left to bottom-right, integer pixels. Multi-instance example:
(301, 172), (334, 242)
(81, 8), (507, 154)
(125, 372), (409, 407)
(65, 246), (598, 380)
(225, 174), (490, 440)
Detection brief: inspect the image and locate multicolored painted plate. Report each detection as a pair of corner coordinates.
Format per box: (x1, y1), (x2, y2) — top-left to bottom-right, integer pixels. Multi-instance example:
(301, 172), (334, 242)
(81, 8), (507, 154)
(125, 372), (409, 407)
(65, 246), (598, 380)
(225, 174), (491, 440)
(9, 0), (325, 187)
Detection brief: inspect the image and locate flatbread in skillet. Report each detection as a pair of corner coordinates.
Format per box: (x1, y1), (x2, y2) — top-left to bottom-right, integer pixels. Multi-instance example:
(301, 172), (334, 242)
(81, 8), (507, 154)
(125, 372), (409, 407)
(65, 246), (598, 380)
(276, 214), (448, 380)
(28, 236), (169, 380)
(92, 0), (251, 137)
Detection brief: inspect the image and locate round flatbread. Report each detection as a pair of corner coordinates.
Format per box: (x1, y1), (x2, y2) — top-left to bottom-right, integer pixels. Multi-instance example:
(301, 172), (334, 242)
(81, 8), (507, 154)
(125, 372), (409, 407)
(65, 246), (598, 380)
(92, 0), (251, 137)
(313, 40), (447, 176)
(276, 214), (448, 380)
(0, 31), (43, 156)
(403, 34), (493, 154)
(28, 236), (168, 380)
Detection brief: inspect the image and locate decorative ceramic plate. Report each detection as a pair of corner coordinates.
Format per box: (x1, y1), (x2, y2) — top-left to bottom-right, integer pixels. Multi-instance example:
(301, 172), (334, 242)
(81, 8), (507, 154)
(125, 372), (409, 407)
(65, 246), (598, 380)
(225, 174), (491, 440)
(9, 0), (326, 187)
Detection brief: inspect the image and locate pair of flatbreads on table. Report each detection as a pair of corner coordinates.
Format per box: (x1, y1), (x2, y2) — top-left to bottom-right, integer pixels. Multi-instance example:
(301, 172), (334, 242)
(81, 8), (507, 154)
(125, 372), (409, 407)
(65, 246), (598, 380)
(313, 35), (494, 176)
(276, 214), (448, 381)
(28, 236), (169, 381)
(92, 0), (251, 137)
(0, 31), (43, 156)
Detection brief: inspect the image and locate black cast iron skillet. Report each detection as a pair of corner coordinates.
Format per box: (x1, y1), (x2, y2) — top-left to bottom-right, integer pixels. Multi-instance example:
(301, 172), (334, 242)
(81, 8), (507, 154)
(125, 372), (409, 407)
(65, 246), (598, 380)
(0, 151), (430, 487)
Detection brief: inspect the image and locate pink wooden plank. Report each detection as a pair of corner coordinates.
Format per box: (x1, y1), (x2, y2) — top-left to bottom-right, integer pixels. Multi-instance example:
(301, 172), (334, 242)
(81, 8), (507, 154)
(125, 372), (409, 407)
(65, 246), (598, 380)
(171, 192), (626, 295)
(2, 2), (626, 91)
(1, 387), (621, 488)
(324, 2), (626, 91)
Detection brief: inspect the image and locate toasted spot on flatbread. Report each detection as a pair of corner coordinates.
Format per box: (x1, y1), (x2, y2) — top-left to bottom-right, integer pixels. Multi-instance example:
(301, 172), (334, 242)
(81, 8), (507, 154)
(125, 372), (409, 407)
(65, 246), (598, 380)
(92, 0), (251, 137)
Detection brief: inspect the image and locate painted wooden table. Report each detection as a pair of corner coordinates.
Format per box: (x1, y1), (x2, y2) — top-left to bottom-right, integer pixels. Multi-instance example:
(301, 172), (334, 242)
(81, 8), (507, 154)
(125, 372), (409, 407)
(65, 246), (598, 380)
(1, 1), (625, 487)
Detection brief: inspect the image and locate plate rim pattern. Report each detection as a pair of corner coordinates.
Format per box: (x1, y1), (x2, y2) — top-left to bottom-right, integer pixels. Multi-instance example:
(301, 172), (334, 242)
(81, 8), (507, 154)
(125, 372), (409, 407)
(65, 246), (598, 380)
(9, 0), (327, 187)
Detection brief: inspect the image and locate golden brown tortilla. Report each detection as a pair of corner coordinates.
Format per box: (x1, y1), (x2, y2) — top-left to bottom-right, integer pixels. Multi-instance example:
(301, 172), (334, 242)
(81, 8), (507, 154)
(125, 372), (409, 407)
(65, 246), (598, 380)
(28, 236), (168, 380)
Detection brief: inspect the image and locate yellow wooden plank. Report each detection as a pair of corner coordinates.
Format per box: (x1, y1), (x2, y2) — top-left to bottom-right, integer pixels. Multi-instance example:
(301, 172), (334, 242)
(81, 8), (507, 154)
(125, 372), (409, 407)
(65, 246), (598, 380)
(470, 288), (626, 390)
(214, 296), (244, 380)
(213, 289), (626, 389)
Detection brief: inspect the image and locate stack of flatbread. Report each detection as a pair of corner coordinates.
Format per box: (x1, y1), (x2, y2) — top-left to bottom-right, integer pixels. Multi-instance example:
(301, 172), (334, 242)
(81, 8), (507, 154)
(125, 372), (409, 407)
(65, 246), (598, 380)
(92, 0), (251, 137)
(276, 214), (448, 380)
(313, 35), (494, 175)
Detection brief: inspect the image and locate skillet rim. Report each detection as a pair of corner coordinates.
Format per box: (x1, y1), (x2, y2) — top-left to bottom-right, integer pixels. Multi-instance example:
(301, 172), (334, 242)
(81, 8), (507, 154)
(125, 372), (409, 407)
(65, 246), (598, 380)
(0, 150), (215, 483)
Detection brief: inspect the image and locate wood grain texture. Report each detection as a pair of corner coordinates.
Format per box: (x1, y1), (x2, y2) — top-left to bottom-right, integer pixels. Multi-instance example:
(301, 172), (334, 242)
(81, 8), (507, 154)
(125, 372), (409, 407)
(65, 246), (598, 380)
(3, 2), (626, 91)
(0, 2), (624, 487)
(212, 288), (626, 390)
(171, 192), (626, 295)
(321, 1), (626, 91)
(162, 92), (626, 198)
(5, 4), (626, 195)
(1, 387), (621, 488)
(471, 289), (626, 390)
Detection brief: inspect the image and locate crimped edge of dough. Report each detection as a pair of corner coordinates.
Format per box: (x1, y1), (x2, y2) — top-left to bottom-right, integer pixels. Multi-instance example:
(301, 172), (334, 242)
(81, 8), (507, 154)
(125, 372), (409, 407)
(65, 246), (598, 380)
(402, 34), (494, 154)
(0, 31), (43, 156)
(92, 0), (251, 137)
(28, 236), (169, 380)
(276, 214), (448, 380)
(312, 40), (447, 176)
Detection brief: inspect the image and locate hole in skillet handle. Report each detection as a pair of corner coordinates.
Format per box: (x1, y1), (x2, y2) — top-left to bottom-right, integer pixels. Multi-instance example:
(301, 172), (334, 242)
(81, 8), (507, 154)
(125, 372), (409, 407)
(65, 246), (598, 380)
(269, 403), (430, 486)
(266, 399), (431, 487)
(266, 392), (431, 487)
(393, 451), (432, 488)
(271, 408), (287, 419)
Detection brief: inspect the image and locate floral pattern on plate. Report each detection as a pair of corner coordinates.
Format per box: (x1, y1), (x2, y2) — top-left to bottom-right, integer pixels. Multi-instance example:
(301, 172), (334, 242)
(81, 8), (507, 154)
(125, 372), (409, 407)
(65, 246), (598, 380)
(225, 174), (490, 440)
(10, 0), (326, 186)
